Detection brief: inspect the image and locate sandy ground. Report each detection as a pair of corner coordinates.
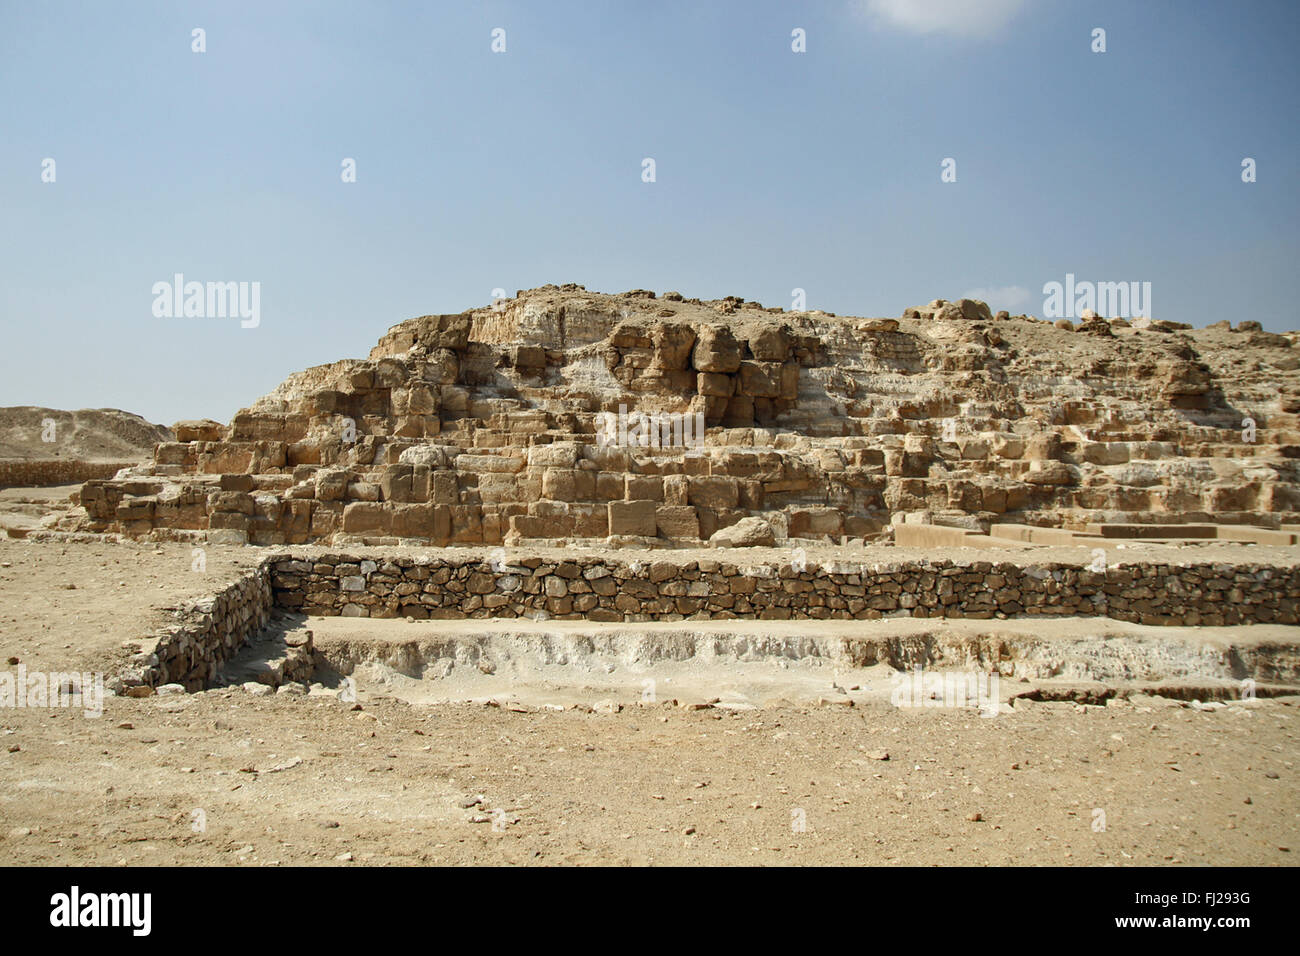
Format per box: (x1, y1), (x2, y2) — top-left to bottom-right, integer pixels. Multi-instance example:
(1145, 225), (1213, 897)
(0, 537), (259, 675)
(0, 484), (81, 537)
(0, 689), (1295, 866)
(0, 531), (1296, 867)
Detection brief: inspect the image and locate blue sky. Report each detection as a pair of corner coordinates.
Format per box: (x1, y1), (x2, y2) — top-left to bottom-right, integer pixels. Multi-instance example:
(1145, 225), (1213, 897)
(2, 0), (1297, 424)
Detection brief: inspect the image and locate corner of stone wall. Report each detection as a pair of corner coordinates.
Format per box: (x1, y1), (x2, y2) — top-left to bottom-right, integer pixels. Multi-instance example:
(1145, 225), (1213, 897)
(112, 557), (275, 695)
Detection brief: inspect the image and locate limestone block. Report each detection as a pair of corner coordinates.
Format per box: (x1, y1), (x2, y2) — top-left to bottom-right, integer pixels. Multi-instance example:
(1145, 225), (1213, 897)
(209, 491), (254, 515)
(207, 512), (251, 532)
(440, 385), (470, 416)
(448, 504), (483, 543)
(691, 326), (742, 373)
(651, 323), (697, 370)
(611, 320), (653, 350)
(528, 442), (581, 468)
(595, 472), (624, 501)
(347, 482), (381, 501)
(512, 345), (547, 369)
(738, 361), (783, 398)
(663, 474), (690, 506)
(314, 469), (349, 501)
(980, 485), (1008, 513)
(407, 384), (438, 415)
(724, 395), (755, 426)
(688, 476), (739, 510)
(709, 516), (775, 547)
(510, 512), (574, 538)
(253, 495), (283, 522)
(430, 470), (459, 504)
(1023, 434), (1060, 462)
(608, 500), (657, 536)
(342, 502), (392, 534)
(1081, 442), (1129, 466)
(208, 529), (248, 546)
(697, 372), (734, 397)
(380, 463), (414, 502)
(779, 362), (800, 401)
(1025, 460), (1074, 485)
(625, 475), (664, 501)
(789, 507), (843, 536)
(584, 444), (632, 473)
(542, 467), (588, 502)
(859, 319), (899, 333)
(655, 505), (699, 540)
(287, 441), (322, 466)
(399, 444), (453, 468)
(391, 503), (436, 538)
(992, 435), (1024, 460)
(477, 473), (519, 503)
(173, 419), (224, 442)
(279, 500), (312, 542)
(457, 454), (525, 474)
(747, 325), (790, 362)
(957, 298), (993, 322)
(198, 444), (254, 474)
(572, 505), (608, 537)
(310, 502), (342, 536)
(155, 442), (190, 466)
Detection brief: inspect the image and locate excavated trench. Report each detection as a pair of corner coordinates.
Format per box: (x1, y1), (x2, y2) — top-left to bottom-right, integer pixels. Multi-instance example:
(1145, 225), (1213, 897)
(217, 613), (1300, 710)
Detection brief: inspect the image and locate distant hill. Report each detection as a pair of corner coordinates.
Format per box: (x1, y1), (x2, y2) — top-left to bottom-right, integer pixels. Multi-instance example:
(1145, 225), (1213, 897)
(0, 407), (172, 461)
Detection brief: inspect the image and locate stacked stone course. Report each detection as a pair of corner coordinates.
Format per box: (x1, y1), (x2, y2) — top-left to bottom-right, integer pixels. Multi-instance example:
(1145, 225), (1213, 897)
(114, 550), (1300, 695)
(267, 553), (1300, 627)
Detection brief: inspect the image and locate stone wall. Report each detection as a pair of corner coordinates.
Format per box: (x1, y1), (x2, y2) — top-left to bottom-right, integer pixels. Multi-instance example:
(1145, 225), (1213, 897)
(266, 553), (1300, 627)
(115, 566), (273, 694)
(0, 459), (132, 489)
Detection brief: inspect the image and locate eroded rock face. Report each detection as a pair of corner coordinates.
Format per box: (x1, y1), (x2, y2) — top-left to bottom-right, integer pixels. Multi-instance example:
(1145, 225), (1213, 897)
(71, 284), (1300, 548)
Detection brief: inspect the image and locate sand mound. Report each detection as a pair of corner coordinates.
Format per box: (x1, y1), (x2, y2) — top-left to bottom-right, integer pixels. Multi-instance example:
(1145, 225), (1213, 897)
(0, 406), (172, 461)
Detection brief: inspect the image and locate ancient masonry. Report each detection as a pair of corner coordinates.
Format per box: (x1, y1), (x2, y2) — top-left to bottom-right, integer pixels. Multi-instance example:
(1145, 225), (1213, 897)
(82, 285), (1300, 694)
(67, 285), (1300, 548)
(267, 552), (1300, 627)
(115, 549), (1300, 694)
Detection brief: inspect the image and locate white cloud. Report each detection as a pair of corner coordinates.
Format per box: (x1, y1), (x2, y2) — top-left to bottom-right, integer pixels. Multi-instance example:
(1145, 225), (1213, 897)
(961, 285), (1031, 312)
(859, 0), (1030, 38)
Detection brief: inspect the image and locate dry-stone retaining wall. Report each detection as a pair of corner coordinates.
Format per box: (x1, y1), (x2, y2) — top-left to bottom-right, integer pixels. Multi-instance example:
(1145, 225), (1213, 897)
(267, 553), (1300, 627)
(119, 552), (1300, 694)
(116, 566), (272, 694)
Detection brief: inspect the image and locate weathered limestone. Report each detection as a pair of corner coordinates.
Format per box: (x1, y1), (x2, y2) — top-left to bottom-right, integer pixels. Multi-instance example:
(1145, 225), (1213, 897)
(68, 285), (1300, 548)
